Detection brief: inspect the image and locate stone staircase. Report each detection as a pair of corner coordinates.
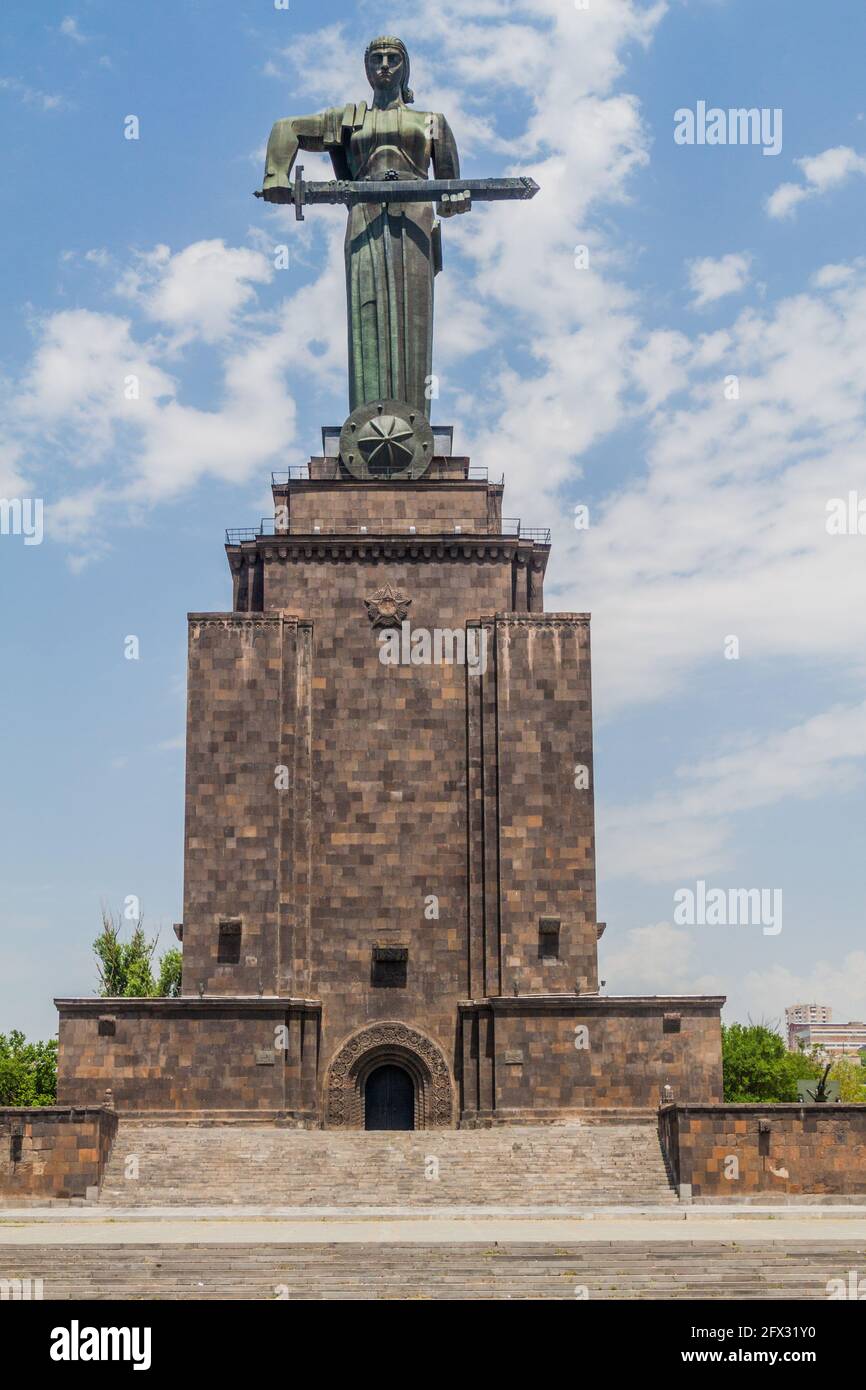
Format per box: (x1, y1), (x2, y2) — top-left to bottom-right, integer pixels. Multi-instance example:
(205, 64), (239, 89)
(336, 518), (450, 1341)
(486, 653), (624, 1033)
(4, 1241), (862, 1299)
(98, 1121), (677, 1208)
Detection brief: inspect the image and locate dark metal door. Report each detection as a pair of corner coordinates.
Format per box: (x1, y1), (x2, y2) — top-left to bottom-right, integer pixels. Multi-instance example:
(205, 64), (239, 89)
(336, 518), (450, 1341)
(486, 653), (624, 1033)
(364, 1064), (415, 1130)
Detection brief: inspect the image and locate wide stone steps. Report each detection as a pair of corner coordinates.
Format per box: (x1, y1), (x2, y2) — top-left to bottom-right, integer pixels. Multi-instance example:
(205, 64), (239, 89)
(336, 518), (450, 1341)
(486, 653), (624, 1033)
(98, 1123), (677, 1207)
(3, 1242), (861, 1299)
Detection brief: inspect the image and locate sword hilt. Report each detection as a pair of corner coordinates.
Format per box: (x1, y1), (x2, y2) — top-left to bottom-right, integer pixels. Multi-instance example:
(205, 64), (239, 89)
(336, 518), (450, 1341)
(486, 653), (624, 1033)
(252, 165), (308, 217)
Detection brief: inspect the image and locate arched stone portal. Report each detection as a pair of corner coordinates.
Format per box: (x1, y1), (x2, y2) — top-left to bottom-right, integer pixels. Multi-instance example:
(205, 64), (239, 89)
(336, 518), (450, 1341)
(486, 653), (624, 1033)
(325, 1022), (454, 1129)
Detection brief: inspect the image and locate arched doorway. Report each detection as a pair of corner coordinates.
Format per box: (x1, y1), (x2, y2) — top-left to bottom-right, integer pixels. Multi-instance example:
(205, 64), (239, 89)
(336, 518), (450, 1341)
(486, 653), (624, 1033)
(364, 1064), (415, 1130)
(325, 1022), (454, 1129)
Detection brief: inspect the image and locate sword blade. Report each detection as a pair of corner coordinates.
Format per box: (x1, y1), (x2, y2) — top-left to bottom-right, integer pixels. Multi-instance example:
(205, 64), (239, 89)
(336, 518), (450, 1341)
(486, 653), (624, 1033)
(306, 176), (540, 206)
(255, 173), (540, 213)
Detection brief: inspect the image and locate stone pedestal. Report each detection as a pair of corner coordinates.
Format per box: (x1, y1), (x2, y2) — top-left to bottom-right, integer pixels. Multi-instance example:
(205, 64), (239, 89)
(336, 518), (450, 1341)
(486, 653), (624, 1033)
(55, 435), (724, 1123)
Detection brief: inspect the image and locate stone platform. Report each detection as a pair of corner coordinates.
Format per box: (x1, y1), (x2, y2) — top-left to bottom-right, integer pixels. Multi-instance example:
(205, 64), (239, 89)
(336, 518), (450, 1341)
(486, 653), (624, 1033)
(4, 1120), (864, 1298)
(2, 1208), (864, 1299)
(51, 443), (726, 1128)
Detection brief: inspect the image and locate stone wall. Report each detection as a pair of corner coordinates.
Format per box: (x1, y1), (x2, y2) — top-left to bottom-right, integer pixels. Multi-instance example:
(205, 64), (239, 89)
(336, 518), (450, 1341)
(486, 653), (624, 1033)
(182, 475), (587, 1108)
(461, 998), (725, 1120)
(277, 477), (502, 535)
(51, 466), (727, 1122)
(0, 1107), (117, 1201)
(660, 1104), (866, 1197)
(182, 613), (311, 998)
(55, 999), (320, 1116)
(491, 616), (598, 996)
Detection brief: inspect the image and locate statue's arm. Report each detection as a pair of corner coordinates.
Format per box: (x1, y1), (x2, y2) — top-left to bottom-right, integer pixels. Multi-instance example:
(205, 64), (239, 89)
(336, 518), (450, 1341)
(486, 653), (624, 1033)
(261, 109), (342, 202)
(432, 115), (469, 217)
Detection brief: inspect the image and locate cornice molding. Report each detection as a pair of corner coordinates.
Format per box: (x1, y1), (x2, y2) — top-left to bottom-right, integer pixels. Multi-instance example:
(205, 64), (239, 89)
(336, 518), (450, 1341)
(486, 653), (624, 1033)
(493, 613), (590, 627)
(226, 536), (549, 565)
(54, 996), (322, 1014)
(459, 994), (726, 1013)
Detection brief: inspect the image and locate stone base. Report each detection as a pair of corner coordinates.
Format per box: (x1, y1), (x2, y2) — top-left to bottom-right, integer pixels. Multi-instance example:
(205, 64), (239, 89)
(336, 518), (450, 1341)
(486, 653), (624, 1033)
(660, 1103), (866, 1197)
(0, 1106), (116, 1201)
(55, 993), (724, 1123)
(459, 995), (724, 1119)
(55, 997), (321, 1115)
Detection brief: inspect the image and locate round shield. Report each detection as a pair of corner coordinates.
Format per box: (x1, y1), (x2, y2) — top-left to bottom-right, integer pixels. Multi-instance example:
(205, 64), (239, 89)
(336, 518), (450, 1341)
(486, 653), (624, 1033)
(339, 399), (434, 480)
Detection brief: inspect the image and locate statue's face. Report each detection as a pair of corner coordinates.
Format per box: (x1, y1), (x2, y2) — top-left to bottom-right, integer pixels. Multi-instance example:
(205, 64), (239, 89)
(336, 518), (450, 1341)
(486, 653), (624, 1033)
(366, 45), (405, 92)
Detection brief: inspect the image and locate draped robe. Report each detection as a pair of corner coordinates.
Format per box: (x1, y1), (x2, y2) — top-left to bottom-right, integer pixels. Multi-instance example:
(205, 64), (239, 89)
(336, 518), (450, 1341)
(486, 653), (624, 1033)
(263, 102), (461, 417)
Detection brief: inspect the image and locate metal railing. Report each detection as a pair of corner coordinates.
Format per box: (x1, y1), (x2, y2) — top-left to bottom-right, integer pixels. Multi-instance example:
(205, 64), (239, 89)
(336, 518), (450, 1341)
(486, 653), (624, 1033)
(270, 463), (498, 486)
(226, 518), (551, 545)
(272, 464), (312, 483)
(515, 526), (552, 544)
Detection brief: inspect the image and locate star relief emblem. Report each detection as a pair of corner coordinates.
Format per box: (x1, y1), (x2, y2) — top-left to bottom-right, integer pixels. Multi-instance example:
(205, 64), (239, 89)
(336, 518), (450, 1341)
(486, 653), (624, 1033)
(364, 583), (412, 629)
(357, 413), (415, 472)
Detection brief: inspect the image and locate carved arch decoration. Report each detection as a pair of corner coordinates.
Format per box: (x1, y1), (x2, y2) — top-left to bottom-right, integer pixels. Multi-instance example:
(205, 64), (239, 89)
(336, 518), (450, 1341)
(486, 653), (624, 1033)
(325, 1021), (454, 1129)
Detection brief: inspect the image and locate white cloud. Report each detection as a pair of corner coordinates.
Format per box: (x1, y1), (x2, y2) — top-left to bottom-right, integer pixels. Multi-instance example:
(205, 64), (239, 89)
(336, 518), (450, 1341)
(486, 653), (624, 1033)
(0, 439), (28, 497)
(800, 145), (866, 190)
(9, 298), (296, 513)
(549, 260), (866, 718)
(265, 23), (360, 106)
(18, 309), (175, 452)
(600, 701), (866, 883)
(600, 921), (724, 996)
(739, 952), (866, 1027)
(2, 219), (362, 525)
(130, 334), (297, 501)
(687, 252), (752, 309)
(811, 261), (859, 289)
(766, 145), (866, 219)
(765, 181), (807, 220)
(115, 240), (273, 346)
(0, 76), (65, 111)
(59, 16), (87, 44)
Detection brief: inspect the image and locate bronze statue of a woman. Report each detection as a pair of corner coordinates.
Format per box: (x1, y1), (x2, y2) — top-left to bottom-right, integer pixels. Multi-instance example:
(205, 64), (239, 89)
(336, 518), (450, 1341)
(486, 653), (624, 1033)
(260, 36), (469, 422)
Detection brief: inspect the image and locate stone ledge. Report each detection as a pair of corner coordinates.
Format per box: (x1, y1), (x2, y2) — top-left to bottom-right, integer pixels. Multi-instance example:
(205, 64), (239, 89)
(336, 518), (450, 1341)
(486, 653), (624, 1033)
(54, 996), (322, 1014)
(0, 1106), (115, 1119)
(660, 1102), (866, 1114)
(460, 994), (726, 1012)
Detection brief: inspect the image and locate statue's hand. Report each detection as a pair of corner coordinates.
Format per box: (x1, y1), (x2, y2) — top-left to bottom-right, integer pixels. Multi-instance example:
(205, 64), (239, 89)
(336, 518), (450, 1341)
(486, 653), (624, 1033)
(260, 119), (299, 204)
(437, 190), (471, 217)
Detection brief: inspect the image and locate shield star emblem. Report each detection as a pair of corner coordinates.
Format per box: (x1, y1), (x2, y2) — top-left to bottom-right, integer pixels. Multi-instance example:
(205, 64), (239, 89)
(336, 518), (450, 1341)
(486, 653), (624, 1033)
(364, 583), (412, 629)
(356, 414), (415, 473)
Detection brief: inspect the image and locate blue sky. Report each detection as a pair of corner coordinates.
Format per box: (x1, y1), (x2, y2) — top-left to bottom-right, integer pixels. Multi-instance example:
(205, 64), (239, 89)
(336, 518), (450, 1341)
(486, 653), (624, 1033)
(2, 0), (865, 1038)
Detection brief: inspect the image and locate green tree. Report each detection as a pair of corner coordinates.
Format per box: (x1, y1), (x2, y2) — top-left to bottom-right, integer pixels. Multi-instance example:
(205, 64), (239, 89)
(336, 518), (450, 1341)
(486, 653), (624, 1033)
(156, 948), (183, 999)
(0, 1030), (58, 1106)
(93, 908), (182, 998)
(791, 1043), (866, 1103)
(826, 1056), (866, 1103)
(722, 1022), (820, 1102)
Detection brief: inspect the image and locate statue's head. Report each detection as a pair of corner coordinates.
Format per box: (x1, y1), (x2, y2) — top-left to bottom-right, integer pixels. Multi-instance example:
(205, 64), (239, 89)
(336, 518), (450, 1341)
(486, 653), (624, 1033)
(365, 36), (414, 104)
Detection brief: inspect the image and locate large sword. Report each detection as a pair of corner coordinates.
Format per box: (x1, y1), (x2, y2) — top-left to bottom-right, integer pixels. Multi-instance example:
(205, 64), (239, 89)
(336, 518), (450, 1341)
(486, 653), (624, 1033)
(254, 165), (540, 220)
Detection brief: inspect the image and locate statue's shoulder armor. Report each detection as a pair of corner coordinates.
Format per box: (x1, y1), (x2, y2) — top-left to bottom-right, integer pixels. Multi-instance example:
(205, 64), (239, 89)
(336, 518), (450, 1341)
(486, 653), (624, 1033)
(416, 112), (444, 139)
(340, 102), (368, 134)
